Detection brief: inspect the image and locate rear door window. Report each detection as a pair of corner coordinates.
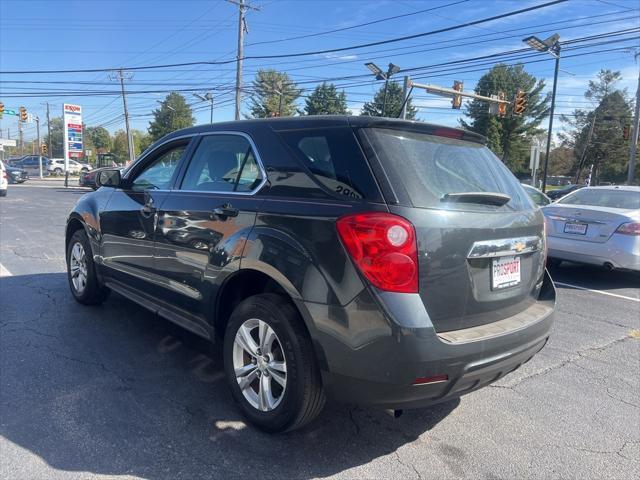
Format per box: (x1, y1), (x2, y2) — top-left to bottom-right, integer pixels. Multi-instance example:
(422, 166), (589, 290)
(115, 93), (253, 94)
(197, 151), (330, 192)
(278, 127), (381, 201)
(180, 134), (264, 193)
(364, 128), (531, 211)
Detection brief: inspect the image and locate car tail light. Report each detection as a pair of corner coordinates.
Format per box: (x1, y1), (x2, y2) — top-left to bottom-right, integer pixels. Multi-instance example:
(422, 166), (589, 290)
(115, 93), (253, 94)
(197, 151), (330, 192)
(615, 222), (640, 236)
(336, 212), (418, 293)
(542, 216), (549, 264)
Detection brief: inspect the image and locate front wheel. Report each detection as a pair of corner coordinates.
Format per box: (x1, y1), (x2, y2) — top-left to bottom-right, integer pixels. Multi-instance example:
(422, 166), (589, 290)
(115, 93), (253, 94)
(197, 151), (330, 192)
(54, 168), (63, 176)
(0, 189), (7, 197)
(223, 293), (325, 433)
(66, 229), (109, 305)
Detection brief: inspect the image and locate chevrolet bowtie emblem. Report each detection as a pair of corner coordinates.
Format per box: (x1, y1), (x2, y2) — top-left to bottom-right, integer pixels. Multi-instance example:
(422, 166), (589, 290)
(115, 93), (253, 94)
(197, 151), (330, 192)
(513, 242), (526, 253)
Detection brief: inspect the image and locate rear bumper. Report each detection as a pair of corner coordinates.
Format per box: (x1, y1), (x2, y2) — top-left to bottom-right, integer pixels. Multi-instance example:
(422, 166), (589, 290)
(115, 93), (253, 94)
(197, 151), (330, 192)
(548, 234), (640, 271)
(307, 270), (555, 410)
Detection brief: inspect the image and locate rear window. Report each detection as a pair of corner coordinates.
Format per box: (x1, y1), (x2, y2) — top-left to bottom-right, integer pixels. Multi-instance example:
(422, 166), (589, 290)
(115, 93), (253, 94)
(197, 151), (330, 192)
(558, 188), (640, 210)
(278, 127), (381, 201)
(365, 128), (532, 211)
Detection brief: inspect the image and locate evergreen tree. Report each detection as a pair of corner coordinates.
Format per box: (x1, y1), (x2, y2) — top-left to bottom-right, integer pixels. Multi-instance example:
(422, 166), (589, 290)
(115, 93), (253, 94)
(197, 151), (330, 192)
(248, 69), (302, 118)
(304, 82), (350, 115)
(148, 92), (195, 141)
(361, 81), (417, 119)
(559, 71), (633, 184)
(460, 64), (549, 173)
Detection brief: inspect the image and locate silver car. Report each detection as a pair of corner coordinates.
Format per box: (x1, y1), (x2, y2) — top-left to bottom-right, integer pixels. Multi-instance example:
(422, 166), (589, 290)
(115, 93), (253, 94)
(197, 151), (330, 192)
(542, 186), (640, 271)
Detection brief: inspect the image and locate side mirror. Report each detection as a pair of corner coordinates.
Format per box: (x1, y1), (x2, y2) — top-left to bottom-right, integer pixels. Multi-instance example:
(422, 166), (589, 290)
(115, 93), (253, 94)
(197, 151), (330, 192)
(96, 168), (122, 188)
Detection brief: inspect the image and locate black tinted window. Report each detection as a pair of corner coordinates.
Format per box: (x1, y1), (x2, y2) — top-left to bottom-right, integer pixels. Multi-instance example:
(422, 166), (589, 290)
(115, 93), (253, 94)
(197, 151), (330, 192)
(278, 127), (380, 201)
(180, 134), (263, 192)
(558, 188), (640, 209)
(131, 145), (186, 191)
(365, 128), (531, 211)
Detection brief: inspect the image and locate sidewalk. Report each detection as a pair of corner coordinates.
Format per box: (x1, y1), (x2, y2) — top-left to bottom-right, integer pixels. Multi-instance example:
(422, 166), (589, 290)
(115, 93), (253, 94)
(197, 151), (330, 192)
(13, 178), (89, 189)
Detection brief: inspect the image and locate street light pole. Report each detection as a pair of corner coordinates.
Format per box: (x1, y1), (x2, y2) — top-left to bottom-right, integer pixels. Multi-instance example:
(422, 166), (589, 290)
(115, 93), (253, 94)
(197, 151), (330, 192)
(628, 59), (639, 185)
(523, 33), (561, 193)
(542, 46), (560, 193)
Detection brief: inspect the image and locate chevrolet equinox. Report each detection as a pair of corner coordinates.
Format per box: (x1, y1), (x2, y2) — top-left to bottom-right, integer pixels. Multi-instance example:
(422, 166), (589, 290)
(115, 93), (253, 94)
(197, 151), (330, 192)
(65, 116), (555, 432)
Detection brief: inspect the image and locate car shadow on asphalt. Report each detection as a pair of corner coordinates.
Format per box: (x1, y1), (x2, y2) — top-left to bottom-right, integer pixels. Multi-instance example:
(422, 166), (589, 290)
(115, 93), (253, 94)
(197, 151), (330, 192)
(0, 272), (459, 480)
(548, 262), (640, 292)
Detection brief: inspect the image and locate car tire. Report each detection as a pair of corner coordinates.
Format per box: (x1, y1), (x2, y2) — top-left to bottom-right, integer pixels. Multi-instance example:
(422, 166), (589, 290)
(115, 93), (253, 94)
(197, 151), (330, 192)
(66, 229), (110, 305)
(54, 168), (63, 176)
(223, 293), (325, 433)
(0, 189), (7, 197)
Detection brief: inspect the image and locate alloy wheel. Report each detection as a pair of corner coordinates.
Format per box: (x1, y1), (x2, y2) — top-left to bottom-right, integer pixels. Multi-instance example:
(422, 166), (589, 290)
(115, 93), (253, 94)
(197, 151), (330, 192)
(232, 318), (287, 412)
(69, 242), (88, 294)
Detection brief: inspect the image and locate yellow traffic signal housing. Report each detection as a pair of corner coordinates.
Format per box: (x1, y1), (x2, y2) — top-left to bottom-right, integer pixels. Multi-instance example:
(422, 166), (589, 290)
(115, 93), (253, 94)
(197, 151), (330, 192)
(19, 106), (27, 122)
(41, 143), (48, 155)
(513, 90), (527, 116)
(451, 80), (463, 109)
(0, 102), (4, 115)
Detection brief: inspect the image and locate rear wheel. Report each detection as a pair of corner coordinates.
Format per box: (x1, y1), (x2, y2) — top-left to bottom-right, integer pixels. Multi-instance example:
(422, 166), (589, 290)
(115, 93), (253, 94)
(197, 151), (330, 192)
(66, 229), (109, 305)
(0, 189), (7, 197)
(54, 167), (63, 176)
(223, 293), (325, 433)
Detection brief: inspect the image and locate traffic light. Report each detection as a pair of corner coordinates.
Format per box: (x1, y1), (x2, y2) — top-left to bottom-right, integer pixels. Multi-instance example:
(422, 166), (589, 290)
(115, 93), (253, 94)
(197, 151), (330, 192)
(41, 143), (48, 155)
(513, 90), (527, 116)
(623, 124), (630, 140)
(497, 91), (507, 117)
(19, 106), (27, 122)
(451, 80), (463, 109)
(0, 102), (4, 115)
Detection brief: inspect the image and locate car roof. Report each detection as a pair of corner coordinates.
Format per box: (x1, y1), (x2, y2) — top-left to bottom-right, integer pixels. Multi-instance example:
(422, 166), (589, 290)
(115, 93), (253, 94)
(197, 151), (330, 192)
(155, 115), (486, 146)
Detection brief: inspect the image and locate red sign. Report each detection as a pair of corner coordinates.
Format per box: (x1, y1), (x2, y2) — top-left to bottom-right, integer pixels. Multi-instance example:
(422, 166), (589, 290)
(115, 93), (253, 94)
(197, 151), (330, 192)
(67, 123), (82, 130)
(64, 104), (81, 113)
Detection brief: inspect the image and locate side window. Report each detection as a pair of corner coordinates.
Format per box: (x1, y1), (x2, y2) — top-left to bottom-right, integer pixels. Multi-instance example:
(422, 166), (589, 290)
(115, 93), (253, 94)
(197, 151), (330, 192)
(130, 144), (186, 191)
(180, 134), (263, 193)
(278, 127), (380, 201)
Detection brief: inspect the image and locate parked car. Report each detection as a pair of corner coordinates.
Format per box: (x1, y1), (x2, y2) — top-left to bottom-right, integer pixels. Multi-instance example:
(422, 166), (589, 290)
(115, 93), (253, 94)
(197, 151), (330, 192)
(49, 158), (92, 175)
(8, 155), (51, 176)
(0, 161), (8, 197)
(79, 166), (121, 189)
(543, 186), (640, 271)
(546, 184), (583, 200)
(522, 184), (551, 207)
(65, 117), (555, 432)
(4, 164), (29, 184)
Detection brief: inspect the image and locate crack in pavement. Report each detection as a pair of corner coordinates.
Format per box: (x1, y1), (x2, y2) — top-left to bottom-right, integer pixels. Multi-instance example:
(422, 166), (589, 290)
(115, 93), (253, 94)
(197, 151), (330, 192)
(394, 450), (423, 480)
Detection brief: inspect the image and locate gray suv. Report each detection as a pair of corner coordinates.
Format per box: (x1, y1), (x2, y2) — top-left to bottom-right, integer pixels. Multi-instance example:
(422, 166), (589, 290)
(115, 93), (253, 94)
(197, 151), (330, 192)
(65, 116), (555, 432)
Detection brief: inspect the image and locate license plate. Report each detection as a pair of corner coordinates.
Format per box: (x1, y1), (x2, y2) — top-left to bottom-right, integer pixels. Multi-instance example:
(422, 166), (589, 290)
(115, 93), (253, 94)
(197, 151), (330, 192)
(491, 256), (521, 290)
(564, 222), (588, 235)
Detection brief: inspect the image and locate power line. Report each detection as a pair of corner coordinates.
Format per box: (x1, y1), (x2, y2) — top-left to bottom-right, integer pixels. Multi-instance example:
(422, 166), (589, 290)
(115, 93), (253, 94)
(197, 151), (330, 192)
(0, 0), (567, 75)
(245, 0), (470, 46)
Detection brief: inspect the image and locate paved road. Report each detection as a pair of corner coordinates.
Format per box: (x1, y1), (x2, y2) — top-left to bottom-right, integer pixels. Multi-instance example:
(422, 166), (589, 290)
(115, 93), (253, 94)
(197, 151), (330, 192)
(1, 184), (638, 480)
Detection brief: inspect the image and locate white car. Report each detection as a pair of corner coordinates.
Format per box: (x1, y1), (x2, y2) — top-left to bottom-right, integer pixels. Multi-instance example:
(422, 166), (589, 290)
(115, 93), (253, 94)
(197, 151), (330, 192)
(49, 159), (93, 175)
(0, 161), (8, 197)
(543, 186), (640, 271)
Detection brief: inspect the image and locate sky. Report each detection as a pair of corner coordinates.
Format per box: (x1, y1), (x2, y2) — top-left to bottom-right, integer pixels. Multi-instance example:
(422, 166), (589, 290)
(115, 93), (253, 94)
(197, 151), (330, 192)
(0, 0), (638, 146)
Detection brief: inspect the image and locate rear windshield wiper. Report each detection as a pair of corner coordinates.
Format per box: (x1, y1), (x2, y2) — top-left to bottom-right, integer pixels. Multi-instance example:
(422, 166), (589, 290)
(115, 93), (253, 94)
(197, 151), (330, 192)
(441, 191), (511, 206)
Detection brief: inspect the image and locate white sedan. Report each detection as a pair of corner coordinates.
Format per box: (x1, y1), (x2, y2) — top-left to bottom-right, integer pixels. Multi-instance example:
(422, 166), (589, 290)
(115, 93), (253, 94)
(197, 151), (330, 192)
(49, 159), (93, 175)
(542, 186), (640, 271)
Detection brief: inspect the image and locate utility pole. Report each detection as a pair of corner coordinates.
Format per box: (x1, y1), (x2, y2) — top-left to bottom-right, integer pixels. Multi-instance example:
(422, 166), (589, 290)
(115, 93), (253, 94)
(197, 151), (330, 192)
(36, 116), (43, 179)
(111, 69), (135, 164)
(401, 76), (411, 119)
(18, 120), (23, 155)
(541, 47), (561, 192)
(46, 102), (52, 158)
(628, 58), (639, 185)
(229, 0), (259, 121)
(575, 113), (597, 185)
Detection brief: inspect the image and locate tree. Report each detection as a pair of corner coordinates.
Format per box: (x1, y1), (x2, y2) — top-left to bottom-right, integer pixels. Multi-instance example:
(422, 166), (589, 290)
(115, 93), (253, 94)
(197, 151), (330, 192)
(133, 130), (153, 156)
(248, 69), (302, 118)
(86, 126), (111, 153)
(304, 82), (350, 115)
(361, 81), (417, 119)
(43, 117), (64, 158)
(559, 70), (634, 184)
(547, 146), (575, 176)
(111, 130), (129, 161)
(460, 64), (550, 173)
(148, 92), (195, 142)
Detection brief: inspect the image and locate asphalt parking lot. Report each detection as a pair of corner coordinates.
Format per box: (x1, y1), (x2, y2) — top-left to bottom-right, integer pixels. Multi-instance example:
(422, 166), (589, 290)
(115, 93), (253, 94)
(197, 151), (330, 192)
(1, 182), (638, 480)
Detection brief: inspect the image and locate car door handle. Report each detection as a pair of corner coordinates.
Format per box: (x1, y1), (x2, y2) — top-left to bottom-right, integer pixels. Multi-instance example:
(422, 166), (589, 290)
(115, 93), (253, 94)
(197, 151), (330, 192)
(211, 204), (239, 218)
